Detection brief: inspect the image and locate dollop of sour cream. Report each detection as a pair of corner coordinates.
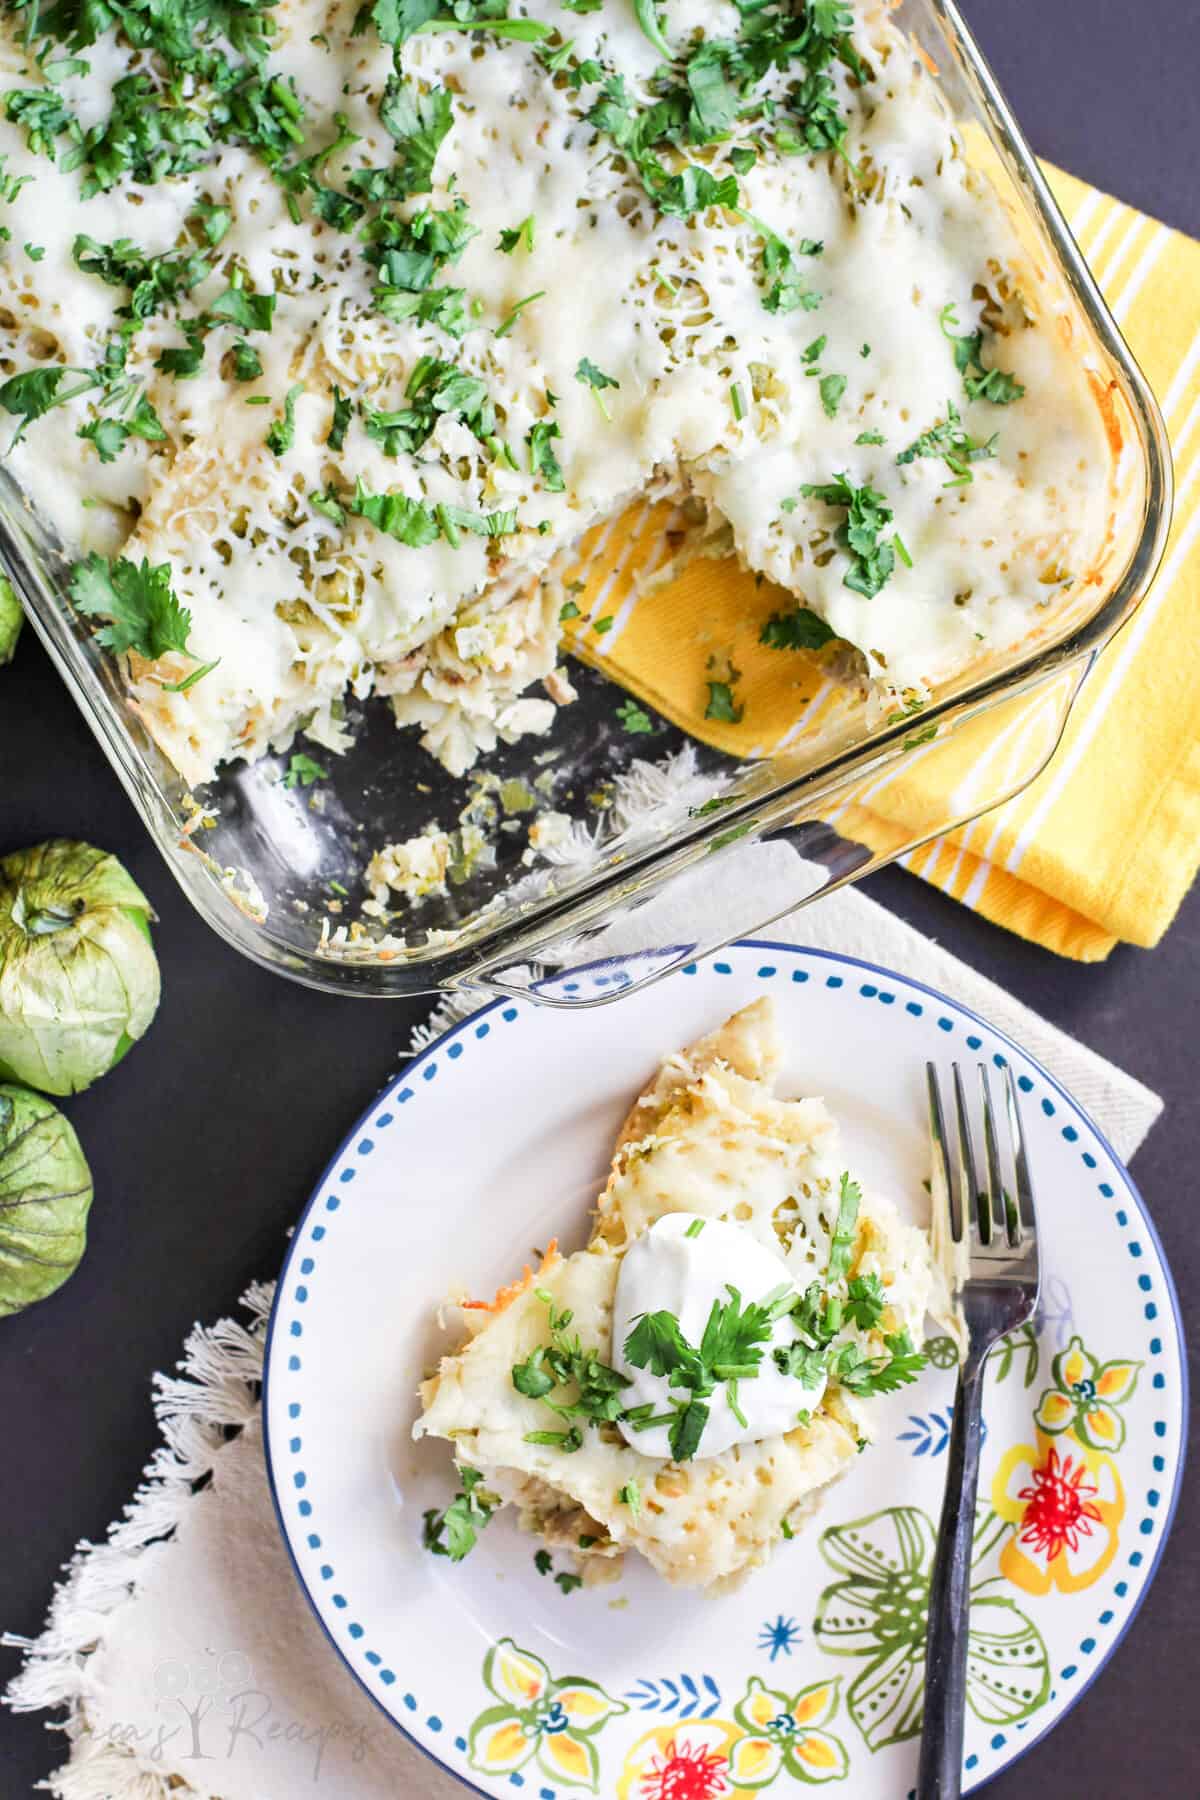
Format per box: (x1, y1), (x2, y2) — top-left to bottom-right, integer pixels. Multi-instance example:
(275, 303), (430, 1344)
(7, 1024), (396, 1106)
(612, 1213), (826, 1461)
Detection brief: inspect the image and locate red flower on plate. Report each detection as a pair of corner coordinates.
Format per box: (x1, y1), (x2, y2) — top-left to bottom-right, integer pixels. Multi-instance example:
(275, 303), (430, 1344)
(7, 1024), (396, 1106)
(1016, 1446), (1101, 1563)
(639, 1734), (730, 1800)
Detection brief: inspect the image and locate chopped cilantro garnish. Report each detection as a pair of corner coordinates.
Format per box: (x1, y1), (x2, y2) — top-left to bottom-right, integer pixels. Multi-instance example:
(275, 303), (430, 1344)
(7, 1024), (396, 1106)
(618, 1480), (641, 1517)
(156, 325), (206, 379)
(938, 304), (1025, 405)
(495, 289), (545, 338)
(554, 1570), (583, 1595)
(559, 598), (581, 621)
(422, 1466), (497, 1561)
(194, 199), (232, 245)
(845, 1271), (886, 1330)
(78, 393), (165, 463)
(208, 283), (276, 332)
(527, 418), (565, 490)
(705, 679), (743, 723)
(284, 751), (327, 789)
(827, 1171), (861, 1281)
(633, 0), (672, 58)
(593, 614), (614, 634)
(0, 365), (95, 445)
(327, 386), (353, 451)
(265, 382), (304, 457)
(73, 234), (211, 323)
(69, 553), (191, 661)
(616, 698), (654, 733)
(855, 429), (885, 445)
(897, 398), (998, 485)
(534, 1548), (553, 1575)
(309, 488), (346, 526)
(575, 357), (620, 419)
(229, 341), (262, 382)
(760, 606), (834, 651)
(819, 371), (846, 417)
(800, 474), (898, 598)
(161, 657), (220, 693)
(497, 215), (535, 254)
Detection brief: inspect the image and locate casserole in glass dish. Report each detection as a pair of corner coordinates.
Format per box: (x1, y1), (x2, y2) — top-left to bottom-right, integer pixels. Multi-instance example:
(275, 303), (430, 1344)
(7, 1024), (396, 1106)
(3, 0), (1173, 1003)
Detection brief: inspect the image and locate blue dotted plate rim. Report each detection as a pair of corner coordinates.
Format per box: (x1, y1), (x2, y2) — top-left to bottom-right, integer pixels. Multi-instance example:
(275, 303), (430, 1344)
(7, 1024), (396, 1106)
(262, 938), (1188, 1799)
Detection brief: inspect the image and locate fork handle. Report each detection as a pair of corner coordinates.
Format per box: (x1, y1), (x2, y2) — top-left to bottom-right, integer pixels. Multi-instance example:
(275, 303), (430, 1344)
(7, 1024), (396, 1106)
(916, 1351), (988, 1800)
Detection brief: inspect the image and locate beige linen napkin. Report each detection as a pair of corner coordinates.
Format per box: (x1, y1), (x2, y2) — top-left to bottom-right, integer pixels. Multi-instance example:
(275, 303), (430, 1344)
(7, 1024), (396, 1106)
(3, 886), (1161, 1800)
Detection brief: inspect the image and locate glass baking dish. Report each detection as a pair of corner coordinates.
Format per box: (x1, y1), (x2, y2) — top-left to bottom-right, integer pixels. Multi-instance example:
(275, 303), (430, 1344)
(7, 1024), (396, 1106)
(5, 0), (1173, 1005)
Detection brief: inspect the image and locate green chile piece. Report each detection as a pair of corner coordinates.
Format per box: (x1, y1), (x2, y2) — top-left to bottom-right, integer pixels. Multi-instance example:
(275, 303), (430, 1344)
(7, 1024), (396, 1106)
(0, 1084), (93, 1316)
(0, 840), (161, 1095)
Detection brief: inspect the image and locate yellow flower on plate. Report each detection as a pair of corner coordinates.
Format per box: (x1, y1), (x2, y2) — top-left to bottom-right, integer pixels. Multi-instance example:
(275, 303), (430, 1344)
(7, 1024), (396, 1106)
(992, 1429), (1126, 1596)
(467, 1637), (626, 1791)
(1033, 1335), (1141, 1452)
(728, 1676), (850, 1787)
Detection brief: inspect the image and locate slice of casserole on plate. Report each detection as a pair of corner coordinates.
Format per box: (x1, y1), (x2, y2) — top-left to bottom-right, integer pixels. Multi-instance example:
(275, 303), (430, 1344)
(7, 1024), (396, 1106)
(415, 997), (940, 1589)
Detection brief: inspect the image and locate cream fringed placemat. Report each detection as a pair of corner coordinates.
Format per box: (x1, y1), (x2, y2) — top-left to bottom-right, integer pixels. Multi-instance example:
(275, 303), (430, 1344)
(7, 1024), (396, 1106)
(3, 883), (1161, 1800)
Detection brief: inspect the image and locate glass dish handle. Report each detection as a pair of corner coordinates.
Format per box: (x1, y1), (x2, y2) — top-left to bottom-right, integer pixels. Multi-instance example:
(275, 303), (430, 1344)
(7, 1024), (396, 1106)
(465, 662), (1091, 1007)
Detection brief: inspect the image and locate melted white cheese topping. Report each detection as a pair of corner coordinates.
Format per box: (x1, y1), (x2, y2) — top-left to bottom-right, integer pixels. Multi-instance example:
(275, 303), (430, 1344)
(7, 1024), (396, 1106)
(0, 0), (1114, 786)
(612, 1212), (825, 1459)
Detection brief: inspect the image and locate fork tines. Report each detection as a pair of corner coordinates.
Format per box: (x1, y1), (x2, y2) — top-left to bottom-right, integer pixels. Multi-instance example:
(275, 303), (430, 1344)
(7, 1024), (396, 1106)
(926, 1060), (1039, 1255)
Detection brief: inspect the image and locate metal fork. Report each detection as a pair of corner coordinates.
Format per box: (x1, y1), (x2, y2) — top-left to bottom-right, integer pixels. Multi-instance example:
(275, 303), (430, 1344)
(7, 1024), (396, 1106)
(916, 1062), (1041, 1800)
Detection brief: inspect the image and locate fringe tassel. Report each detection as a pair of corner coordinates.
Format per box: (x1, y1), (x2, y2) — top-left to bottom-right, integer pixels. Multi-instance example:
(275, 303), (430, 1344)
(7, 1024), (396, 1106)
(2, 1281), (277, 1797)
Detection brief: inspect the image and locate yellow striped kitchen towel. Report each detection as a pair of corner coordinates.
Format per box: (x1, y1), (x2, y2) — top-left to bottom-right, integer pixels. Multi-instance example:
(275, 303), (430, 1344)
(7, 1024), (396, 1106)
(558, 165), (1200, 962)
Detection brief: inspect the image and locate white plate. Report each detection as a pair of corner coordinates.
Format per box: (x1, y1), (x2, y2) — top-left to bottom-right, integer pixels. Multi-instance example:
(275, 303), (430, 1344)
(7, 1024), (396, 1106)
(263, 941), (1186, 1798)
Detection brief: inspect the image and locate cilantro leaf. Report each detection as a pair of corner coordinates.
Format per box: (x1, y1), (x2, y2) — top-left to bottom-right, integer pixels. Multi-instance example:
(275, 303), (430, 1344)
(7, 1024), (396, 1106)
(618, 1479), (641, 1517)
(772, 1341), (828, 1387)
(511, 1347), (556, 1398)
(897, 398), (998, 484)
(72, 234), (210, 321)
(633, 0), (672, 58)
(624, 1311), (703, 1381)
(354, 77), (453, 199)
(156, 325), (206, 379)
(208, 284), (276, 332)
(705, 679), (743, 723)
(760, 606), (834, 651)
(845, 1271), (886, 1329)
(528, 418), (565, 491)
(826, 1171), (861, 1282)
(554, 1569), (583, 1595)
(575, 357), (619, 393)
(229, 341), (263, 382)
(350, 484), (442, 547)
(69, 553), (192, 660)
(497, 215), (535, 254)
(422, 1465), (497, 1561)
(669, 1398), (710, 1463)
(938, 304), (1025, 406)
(327, 386), (353, 450)
(617, 698), (654, 733)
(265, 382), (304, 456)
(800, 475), (898, 598)
(0, 365), (95, 444)
(363, 0), (442, 49)
(78, 393), (165, 463)
(819, 371), (846, 417)
(284, 751), (327, 789)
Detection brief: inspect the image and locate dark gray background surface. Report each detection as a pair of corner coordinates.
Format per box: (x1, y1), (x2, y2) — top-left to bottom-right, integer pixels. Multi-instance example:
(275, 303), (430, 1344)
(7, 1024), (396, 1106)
(1, 1), (1196, 1792)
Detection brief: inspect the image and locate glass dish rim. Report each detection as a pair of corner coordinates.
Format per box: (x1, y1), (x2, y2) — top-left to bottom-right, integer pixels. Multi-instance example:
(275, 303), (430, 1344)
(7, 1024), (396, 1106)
(6, 0), (1176, 998)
